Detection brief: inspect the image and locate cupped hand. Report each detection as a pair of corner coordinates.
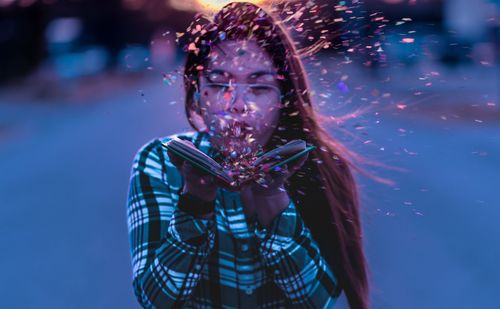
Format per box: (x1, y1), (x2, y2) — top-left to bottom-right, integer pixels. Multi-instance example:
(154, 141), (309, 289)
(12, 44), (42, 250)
(250, 152), (309, 196)
(238, 153), (309, 227)
(167, 147), (220, 202)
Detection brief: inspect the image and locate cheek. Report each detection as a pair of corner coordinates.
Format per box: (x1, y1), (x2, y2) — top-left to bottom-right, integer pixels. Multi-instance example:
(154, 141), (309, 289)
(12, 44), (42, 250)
(265, 102), (281, 121)
(269, 109), (281, 127)
(254, 107), (281, 130)
(198, 94), (220, 116)
(199, 91), (211, 109)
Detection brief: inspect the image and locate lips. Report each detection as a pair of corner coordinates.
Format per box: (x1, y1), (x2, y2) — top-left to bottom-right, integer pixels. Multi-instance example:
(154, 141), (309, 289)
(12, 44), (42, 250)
(230, 120), (252, 138)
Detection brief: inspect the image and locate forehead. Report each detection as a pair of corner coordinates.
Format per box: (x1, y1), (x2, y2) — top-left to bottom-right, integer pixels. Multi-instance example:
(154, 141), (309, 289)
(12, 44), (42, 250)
(206, 39), (276, 73)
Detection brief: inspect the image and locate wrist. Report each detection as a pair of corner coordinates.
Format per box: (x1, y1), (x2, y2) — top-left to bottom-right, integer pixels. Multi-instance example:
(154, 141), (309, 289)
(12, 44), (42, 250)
(178, 191), (216, 217)
(254, 192), (290, 228)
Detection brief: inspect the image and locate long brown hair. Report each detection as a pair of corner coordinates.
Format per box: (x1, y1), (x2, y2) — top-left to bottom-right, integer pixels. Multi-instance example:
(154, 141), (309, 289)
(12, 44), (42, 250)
(182, 2), (371, 308)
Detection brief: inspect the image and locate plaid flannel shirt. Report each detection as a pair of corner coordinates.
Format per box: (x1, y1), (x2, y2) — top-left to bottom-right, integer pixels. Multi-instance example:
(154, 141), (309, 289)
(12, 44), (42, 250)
(126, 130), (341, 308)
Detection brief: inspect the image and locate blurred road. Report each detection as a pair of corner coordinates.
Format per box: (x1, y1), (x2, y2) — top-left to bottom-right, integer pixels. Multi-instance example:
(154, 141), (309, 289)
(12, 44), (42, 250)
(0, 58), (498, 308)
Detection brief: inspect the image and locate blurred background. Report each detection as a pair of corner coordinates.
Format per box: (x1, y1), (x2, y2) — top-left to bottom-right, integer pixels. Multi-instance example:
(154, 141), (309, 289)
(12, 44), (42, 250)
(0, 0), (498, 308)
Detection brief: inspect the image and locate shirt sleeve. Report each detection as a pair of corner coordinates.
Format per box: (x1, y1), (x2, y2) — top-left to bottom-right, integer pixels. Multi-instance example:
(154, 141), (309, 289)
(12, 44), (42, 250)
(126, 139), (216, 308)
(254, 198), (341, 308)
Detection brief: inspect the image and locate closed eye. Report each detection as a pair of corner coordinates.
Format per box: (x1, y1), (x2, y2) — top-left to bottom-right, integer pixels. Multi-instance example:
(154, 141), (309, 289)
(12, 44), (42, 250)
(249, 84), (279, 95)
(206, 84), (229, 91)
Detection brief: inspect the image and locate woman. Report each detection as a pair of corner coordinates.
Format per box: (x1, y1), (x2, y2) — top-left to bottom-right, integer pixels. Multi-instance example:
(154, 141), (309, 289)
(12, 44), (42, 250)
(127, 2), (369, 308)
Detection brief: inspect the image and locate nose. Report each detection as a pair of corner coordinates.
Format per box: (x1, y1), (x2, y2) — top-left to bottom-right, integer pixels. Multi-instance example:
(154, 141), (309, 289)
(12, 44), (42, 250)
(226, 85), (247, 114)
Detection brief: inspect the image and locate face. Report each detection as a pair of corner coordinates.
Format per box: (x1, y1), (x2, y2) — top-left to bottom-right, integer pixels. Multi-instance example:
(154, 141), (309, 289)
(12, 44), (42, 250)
(195, 39), (282, 156)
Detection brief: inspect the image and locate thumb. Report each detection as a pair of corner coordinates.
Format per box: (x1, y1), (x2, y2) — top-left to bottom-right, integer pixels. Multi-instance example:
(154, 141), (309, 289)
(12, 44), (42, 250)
(289, 152), (309, 172)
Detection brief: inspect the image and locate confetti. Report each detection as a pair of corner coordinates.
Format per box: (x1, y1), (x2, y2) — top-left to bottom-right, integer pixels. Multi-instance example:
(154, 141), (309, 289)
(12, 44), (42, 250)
(337, 82), (349, 94)
(162, 73), (177, 85)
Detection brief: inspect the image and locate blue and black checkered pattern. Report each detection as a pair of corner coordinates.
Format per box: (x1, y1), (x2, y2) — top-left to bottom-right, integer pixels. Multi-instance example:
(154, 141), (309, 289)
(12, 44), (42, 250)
(126, 130), (341, 308)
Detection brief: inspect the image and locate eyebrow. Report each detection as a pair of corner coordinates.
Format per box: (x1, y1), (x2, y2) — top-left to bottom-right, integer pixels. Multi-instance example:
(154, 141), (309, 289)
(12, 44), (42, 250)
(248, 70), (277, 79)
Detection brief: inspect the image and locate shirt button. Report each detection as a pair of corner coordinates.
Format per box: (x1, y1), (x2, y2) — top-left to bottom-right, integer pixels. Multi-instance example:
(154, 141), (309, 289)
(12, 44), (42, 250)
(241, 243), (249, 252)
(245, 287), (253, 295)
(254, 228), (268, 239)
(194, 264), (202, 270)
(274, 269), (280, 275)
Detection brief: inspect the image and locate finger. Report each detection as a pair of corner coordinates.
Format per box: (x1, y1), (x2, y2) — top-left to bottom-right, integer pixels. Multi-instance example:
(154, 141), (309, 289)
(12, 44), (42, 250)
(181, 160), (214, 178)
(264, 171), (287, 188)
(181, 161), (194, 179)
(289, 153), (309, 172)
(199, 174), (216, 186)
(254, 173), (271, 188)
(185, 174), (216, 190)
(270, 163), (289, 179)
(274, 169), (290, 184)
(182, 161), (193, 172)
(182, 162), (207, 183)
(181, 162), (219, 188)
(214, 175), (231, 188)
(251, 174), (285, 194)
